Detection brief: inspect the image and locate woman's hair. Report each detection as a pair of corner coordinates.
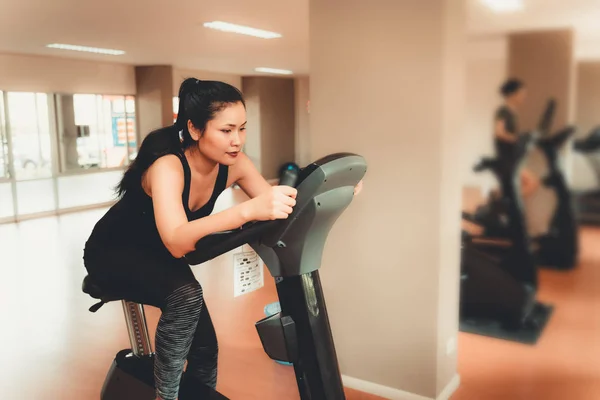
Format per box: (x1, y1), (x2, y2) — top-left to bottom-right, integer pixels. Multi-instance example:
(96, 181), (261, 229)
(115, 78), (245, 198)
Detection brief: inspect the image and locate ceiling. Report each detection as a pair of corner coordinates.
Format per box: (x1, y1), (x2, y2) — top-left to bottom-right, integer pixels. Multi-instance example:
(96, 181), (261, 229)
(0, 0), (310, 75)
(1, 0), (600, 77)
(468, 0), (600, 59)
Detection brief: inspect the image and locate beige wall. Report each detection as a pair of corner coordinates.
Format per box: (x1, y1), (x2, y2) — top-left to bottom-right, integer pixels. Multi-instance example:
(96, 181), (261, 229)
(508, 29), (575, 131)
(0, 52), (136, 94)
(135, 66), (175, 141)
(576, 62), (600, 137)
(294, 76), (311, 166)
(240, 77), (263, 170)
(572, 61), (600, 189)
(462, 37), (510, 195)
(463, 56), (507, 191)
(508, 29), (575, 235)
(258, 77), (295, 180)
(309, 0), (463, 399)
(242, 77), (295, 180)
(437, 0), (465, 395)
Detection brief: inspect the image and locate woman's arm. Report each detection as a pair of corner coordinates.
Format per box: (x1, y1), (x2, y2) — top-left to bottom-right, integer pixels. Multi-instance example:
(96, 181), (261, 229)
(494, 118), (518, 143)
(145, 154), (297, 259)
(145, 155), (254, 258)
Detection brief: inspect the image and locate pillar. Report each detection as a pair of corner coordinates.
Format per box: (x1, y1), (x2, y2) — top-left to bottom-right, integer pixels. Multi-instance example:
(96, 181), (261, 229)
(310, 1), (464, 399)
(576, 62), (600, 137)
(241, 77), (295, 179)
(294, 76), (311, 167)
(572, 62), (600, 190)
(507, 29), (575, 235)
(134, 66), (174, 142)
(57, 94), (79, 171)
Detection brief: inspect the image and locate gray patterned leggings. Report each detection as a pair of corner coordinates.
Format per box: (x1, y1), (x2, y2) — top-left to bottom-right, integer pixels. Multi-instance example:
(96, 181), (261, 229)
(155, 281), (218, 400)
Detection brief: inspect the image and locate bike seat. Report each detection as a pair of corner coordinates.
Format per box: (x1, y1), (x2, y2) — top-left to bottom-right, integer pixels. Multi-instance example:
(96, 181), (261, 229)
(82, 275), (126, 313)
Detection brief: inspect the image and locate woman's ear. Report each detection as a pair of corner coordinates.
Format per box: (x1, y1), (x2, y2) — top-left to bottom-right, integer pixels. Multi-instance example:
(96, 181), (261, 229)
(187, 120), (201, 141)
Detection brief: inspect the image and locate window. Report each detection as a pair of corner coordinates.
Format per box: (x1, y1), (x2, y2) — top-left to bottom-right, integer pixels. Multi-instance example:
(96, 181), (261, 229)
(56, 94), (137, 172)
(173, 96), (179, 123)
(6, 92), (52, 180)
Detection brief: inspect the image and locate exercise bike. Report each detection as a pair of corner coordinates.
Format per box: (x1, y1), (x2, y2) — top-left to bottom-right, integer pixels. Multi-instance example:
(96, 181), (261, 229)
(82, 152), (367, 400)
(460, 132), (552, 341)
(572, 126), (600, 225)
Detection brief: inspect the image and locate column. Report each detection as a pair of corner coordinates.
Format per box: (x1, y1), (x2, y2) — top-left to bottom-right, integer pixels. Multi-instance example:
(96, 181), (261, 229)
(310, 0), (464, 399)
(572, 62), (600, 189)
(57, 95), (79, 171)
(134, 65), (174, 142)
(294, 76), (311, 167)
(576, 62), (600, 137)
(241, 76), (295, 179)
(507, 29), (575, 235)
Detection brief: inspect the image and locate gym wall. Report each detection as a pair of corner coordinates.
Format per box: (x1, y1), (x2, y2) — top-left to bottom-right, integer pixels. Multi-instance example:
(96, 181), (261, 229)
(309, 0), (465, 398)
(571, 62), (600, 190)
(463, 37), (508, 194)
(0, 52), (136, 94)
(576, 62), (600, 138)
(241, 76), (296, 180)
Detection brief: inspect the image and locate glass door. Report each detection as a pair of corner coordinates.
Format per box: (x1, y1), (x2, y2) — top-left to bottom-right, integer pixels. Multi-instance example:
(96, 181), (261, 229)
(5, 92), (57, 217)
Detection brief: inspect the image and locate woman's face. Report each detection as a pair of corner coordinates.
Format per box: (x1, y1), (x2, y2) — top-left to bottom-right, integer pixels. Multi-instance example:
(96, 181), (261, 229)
(188, 101), (247, 165)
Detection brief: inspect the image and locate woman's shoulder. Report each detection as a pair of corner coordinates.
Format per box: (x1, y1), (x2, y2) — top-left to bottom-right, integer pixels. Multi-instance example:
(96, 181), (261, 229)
(153, 153), (184, 168)
(142, 153), (187, 193)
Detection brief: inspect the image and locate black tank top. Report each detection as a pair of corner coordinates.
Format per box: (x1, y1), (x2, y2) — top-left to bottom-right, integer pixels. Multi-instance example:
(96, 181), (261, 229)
(494, 105), (519, 159)
(85, 151), (229, 259)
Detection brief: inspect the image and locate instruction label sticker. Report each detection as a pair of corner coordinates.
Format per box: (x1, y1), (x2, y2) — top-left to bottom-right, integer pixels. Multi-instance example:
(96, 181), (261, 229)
(233, 249), (264, 297)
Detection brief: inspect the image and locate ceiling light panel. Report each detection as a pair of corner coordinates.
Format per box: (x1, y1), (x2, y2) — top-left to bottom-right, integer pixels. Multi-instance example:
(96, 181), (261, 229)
(255, 67), (293, 75)
(203, 21), (282, 39)
(480, 0), (524, 13)
(46, 43), (125, 55)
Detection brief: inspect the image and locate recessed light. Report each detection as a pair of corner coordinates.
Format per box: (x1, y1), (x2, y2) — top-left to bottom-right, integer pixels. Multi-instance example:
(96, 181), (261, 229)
(203, 21), (282, 39)
(480, 0), (524, 13)
(46, 43), (125, 55)
(255, 67), (293, 75)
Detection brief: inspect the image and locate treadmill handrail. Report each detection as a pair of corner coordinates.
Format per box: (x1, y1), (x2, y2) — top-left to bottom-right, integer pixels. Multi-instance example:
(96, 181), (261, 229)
(537, 126), (576, 149)
(574, 126), (600, 153)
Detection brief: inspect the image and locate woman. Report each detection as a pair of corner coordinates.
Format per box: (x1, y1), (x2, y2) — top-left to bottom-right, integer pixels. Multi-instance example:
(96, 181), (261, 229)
(494, 78), (539, 197)
(83, 78), (362, 400)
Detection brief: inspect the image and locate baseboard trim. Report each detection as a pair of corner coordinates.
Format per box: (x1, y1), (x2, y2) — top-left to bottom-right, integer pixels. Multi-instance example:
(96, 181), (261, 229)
(437, 374), (461, 400)
(341, 373), (461, 400)
(342, 375), (433, 400)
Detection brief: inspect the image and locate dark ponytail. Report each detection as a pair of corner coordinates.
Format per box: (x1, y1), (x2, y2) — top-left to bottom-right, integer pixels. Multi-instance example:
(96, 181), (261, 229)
(115, 78), (245, 198)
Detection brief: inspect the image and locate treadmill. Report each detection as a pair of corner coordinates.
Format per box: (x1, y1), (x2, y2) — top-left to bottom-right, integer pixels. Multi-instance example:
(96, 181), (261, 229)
(572, 126), (600, 225)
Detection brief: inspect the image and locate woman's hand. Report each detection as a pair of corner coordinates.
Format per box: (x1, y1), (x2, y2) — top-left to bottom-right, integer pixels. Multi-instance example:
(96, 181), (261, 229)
(354, 180), (364, 196)
(245, 185), (297, 221)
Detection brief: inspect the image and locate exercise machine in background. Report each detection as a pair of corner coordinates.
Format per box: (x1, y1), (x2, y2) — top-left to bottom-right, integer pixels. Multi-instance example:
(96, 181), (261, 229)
(463, 99), (578, 270)
(460, 132), (553, 345)
(82, 153), (367, 400)
(572, 126), (600, 225)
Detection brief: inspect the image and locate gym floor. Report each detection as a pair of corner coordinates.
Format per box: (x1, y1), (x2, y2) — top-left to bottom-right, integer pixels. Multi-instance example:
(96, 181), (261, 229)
(1, 202), (598, 399)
